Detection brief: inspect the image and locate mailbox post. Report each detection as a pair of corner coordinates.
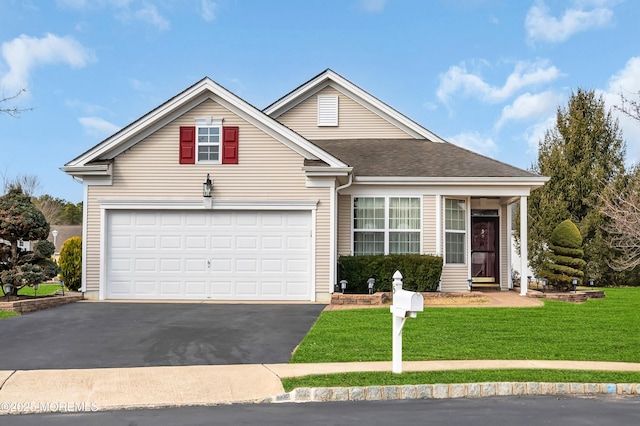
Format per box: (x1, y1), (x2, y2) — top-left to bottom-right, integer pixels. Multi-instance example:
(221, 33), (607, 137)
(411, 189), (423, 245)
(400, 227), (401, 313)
(390, 270), (424, 374)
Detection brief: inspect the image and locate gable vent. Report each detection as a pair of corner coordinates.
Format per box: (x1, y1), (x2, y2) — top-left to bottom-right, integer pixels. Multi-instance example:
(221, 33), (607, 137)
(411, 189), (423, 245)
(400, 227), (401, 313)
(317, 95), (338, 126)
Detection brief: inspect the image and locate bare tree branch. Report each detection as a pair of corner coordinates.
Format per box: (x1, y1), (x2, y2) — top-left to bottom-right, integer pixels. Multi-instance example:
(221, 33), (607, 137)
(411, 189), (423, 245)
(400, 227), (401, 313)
(0, 88), (33, 117)
(600, 171), (640, 270)
(615, 89), (640, 123)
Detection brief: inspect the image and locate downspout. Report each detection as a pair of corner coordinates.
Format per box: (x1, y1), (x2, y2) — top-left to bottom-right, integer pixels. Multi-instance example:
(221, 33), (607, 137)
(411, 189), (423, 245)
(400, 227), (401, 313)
(330, 173), (353, 293)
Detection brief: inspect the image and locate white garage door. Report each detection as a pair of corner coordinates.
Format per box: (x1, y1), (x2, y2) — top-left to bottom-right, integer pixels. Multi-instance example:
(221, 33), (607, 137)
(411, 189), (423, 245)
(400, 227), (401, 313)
(106, 210), (312, 300)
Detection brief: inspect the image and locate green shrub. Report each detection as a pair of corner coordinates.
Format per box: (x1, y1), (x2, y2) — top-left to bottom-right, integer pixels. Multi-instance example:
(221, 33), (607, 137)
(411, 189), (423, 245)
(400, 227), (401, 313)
(338, 254), (443, 293)
(540, 219), (586, 290)
(59, 236), (82, 291)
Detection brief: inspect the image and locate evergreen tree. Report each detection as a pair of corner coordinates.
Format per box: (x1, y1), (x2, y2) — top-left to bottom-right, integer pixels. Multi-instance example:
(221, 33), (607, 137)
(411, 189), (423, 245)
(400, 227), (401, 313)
(0, 186), (51, 296)
(528, 88), (626, 284)
(540, 219), (586, 290)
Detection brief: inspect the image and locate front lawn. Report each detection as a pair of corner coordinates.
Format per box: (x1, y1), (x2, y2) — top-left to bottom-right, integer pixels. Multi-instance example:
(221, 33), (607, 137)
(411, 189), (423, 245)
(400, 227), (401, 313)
(291, 288), (640, 363)
(17, 283), (64, 297)
(282, 369), (640, 392)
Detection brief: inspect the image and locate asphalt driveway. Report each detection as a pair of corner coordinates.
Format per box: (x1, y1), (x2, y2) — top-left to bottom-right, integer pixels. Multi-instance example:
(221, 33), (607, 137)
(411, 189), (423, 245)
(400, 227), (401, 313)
(0, 302), (325, 370)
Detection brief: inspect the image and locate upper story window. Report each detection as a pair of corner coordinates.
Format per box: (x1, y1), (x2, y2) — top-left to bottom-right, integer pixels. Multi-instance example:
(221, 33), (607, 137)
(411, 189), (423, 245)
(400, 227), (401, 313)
(445, 198), (466, 264)
(353, 196), (421, 256)
(318, 95), (338, 126)
(196, 118), (223, 163)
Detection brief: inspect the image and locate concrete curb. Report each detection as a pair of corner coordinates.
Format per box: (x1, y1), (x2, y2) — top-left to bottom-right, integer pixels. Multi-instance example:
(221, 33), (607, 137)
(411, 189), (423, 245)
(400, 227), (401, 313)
(267, 382), (640, 403)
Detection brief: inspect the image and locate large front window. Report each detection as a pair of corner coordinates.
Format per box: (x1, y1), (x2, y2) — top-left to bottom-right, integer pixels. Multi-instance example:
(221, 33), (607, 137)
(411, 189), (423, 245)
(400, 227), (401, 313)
(445, 198), (466, 264)
(353, 197), (421, 255)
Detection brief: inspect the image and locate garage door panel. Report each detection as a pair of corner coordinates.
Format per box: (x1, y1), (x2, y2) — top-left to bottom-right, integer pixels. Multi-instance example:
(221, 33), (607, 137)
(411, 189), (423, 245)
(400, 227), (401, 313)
(107, 210), (311, 300)
(134, 281), (156, 295)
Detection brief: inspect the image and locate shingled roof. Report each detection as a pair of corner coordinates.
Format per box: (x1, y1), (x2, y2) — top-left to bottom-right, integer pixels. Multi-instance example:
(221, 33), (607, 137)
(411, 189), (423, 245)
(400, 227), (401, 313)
(310, 139), (539, 178)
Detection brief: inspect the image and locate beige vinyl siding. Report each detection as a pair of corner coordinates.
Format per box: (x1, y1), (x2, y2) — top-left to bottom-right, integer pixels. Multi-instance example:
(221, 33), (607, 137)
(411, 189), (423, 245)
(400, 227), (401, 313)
(337, 194), (351, 256)
(84, 98), (332, 298)
(422, 195), (437, 255)
(276, 86), (412, 140)
(440, 265), (469, 292)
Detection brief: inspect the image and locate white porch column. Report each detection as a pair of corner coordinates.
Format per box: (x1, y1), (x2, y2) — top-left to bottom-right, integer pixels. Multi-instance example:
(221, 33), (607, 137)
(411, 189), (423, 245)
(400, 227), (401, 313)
(519, 196), (528, 296)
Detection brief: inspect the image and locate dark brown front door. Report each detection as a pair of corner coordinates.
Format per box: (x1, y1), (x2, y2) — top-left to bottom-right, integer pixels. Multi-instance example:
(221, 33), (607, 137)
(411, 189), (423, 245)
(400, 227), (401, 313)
(471, 217), (499, 283)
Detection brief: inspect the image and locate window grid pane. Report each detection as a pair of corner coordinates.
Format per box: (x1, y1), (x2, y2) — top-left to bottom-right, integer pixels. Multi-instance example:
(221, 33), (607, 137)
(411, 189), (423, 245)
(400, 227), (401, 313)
(445, 232), (465, 264)
(445, 199), (465, 231)
(354, 232), (385, 255)
(354, 197), (385, 230)
(389, 198), (420, 230)
(389, 232), (420, 254)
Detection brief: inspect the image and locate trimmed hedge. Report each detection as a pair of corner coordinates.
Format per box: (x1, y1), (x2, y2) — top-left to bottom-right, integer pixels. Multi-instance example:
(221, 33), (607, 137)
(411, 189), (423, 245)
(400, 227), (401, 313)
(338, 254), (443, 293)
(59, 236), (82, 291)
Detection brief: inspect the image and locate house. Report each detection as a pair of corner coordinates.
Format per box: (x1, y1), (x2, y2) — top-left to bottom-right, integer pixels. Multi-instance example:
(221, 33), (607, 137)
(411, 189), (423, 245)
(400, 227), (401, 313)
(62, 69), (547, 302)
(48, 225), (83, 261)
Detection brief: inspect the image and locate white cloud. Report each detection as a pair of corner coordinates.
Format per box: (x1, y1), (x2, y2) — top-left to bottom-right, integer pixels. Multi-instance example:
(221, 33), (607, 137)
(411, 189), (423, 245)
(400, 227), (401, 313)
(495, 90), (562, 130)
(437, 60), (561, 104)
(360, 0), (386, 13)
(78, 116), (121, 138)
(525, 0), (614, 44)
(133, 3), (170, 30)
(602, 56), (640, 166)
(201, 0), (217, 21)
(448, 131), (498, 156)
(0, 33), (95, 93)
(522, 115), (557, 158)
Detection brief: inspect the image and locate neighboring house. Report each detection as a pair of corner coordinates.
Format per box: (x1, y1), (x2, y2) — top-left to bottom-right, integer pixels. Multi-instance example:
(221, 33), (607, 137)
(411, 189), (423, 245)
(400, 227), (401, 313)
(62, 69), (548, 302)
(48, 225), (83, 261)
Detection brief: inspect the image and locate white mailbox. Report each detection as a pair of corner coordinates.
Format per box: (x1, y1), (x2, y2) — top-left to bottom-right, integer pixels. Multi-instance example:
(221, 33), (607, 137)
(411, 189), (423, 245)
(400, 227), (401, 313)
(390, 270), (424, 373)
(391, 288), (424, 318)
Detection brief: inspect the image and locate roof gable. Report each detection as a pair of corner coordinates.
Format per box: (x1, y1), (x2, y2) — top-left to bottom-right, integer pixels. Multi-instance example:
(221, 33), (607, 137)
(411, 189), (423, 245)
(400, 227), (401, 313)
(63, 77), (348, 173)
(264, 69), (446, 142)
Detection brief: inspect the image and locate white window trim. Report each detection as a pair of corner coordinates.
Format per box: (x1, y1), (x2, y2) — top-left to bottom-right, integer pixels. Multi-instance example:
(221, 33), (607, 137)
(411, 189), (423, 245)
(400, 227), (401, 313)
(444, 197), (467, 265)
(195, 117), (223, 164)
(351, 195), (423, 255)
(318, 95), (338, 127)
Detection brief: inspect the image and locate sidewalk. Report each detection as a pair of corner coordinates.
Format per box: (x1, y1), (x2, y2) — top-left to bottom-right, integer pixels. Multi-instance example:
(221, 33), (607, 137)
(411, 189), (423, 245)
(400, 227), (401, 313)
(1, 360), (640, 414)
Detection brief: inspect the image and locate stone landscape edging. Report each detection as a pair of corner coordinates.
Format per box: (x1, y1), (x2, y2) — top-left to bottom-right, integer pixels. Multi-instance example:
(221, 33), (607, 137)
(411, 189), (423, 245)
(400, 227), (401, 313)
(0, 292), (84, 313)
(268, 381), (640, 403)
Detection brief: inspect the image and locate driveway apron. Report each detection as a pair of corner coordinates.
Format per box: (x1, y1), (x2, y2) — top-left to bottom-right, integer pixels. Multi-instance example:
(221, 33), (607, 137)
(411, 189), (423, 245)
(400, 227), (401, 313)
(0, 303), (325, 370)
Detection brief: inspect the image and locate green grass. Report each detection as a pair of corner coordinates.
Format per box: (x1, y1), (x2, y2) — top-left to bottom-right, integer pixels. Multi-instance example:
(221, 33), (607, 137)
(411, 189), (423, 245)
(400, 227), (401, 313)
(17, 283), (64, 297)
(0, 311), (19, 319)
(291, 288), (640, 363)
(282, 369), (640, 392)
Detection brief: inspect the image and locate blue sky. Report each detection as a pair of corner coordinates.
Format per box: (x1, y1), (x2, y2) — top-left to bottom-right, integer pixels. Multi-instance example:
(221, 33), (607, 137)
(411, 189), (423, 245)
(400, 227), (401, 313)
(1, 0), (638, 203)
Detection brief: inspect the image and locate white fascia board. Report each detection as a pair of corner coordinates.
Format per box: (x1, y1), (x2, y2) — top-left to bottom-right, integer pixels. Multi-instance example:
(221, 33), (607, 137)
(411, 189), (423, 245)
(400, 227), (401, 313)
(354, 176), (549, 187)
(60, 164), (112, 177)
(66, 77), (346, 169)
(302, 166), (352, 176)
(265, 70), (446, 143)
(98, 198), (318, 211)
(67, 80), (214, 167)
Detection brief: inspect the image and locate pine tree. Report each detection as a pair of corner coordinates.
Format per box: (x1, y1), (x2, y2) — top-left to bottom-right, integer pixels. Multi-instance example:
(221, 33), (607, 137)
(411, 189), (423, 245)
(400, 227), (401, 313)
(528, 88), (626, 284)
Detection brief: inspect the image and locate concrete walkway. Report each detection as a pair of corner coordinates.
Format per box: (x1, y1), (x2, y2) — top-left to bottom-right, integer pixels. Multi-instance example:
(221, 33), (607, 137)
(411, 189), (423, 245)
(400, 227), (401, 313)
(1, 360), (639, 414)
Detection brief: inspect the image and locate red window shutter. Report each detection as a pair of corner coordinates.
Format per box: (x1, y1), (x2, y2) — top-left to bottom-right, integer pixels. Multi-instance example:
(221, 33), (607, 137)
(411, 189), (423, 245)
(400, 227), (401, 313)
(222, 126), (239, 164)
(179, 126), (196, 164)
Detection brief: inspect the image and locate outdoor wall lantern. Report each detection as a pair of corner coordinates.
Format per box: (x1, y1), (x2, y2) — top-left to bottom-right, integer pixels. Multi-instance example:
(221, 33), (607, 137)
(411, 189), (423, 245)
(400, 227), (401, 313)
(340, 280), (348, 294)
(3, 283), (13, 302)
(367, 278), (375, 295)
(572, 277), (578, 293)
(467, 278), (473, 291)
(203, 174), (213, 197)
